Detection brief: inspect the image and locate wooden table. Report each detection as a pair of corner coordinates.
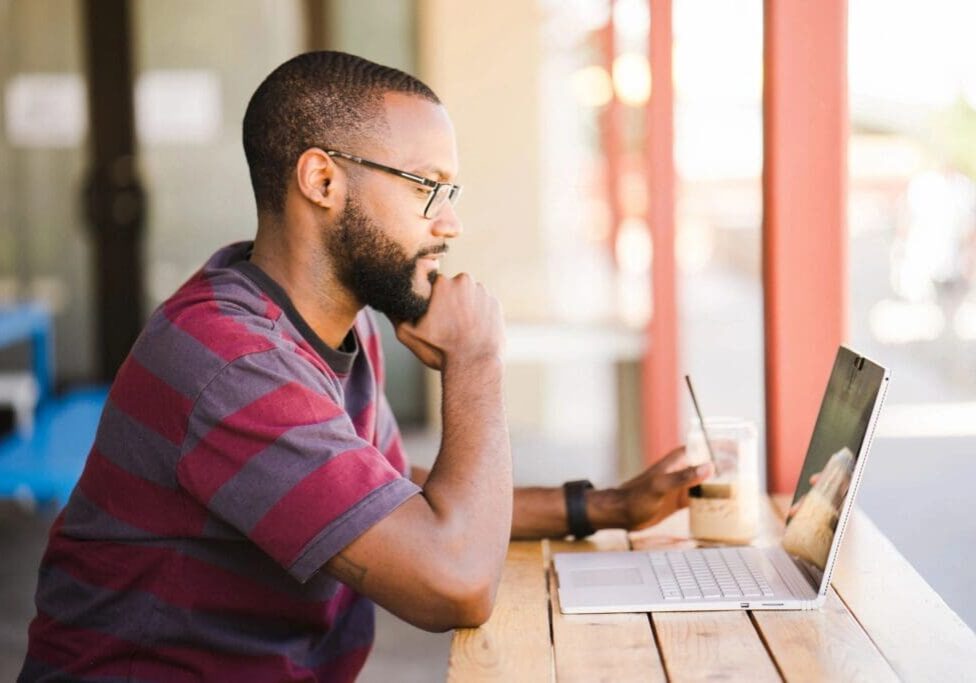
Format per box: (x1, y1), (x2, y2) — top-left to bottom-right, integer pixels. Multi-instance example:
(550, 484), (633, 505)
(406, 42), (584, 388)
(448, 495), (976, 682)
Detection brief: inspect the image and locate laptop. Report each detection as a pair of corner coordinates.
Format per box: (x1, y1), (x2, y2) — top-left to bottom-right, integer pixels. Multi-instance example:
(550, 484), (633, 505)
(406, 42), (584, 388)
(554, 345), (890, 613)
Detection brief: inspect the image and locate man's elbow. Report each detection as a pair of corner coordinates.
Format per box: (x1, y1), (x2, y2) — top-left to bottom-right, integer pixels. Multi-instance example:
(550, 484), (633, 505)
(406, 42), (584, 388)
(450, 581), (496, 628)
(413, 575), (498, 632)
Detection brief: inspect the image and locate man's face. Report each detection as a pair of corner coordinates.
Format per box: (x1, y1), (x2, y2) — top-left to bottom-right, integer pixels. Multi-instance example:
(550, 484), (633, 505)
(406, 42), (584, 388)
(327, 93), (461, 321)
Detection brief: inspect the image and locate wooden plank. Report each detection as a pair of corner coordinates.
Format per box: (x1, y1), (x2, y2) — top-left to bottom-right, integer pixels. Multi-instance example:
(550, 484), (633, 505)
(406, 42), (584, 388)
(448, 541), (552, 682)
(772, 495), (976, 682)
(651, 611), (781, 683)
(631, 505), (781, 682)
(752, 497), (899, 682)
(548, 531), (666, 682)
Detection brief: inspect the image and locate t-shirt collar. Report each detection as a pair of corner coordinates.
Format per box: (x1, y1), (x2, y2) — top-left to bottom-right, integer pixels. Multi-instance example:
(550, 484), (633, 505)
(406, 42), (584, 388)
(229, 244), (359, 375)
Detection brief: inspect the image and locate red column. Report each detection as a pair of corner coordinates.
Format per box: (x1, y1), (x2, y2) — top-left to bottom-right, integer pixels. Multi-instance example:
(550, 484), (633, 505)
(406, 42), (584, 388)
(763, 0), (848, 492)
(600, 11), (623, 257)
(643, 0), (679, 463)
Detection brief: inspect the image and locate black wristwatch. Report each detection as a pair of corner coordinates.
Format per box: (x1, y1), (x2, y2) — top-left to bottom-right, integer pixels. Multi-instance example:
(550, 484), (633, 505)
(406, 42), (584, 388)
(563, 479), (596, 540)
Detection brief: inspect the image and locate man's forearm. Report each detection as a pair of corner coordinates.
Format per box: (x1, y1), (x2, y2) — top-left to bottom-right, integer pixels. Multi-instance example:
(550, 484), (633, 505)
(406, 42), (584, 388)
(511, 485), (628, 539)
(414, 464), (628, 539)
(411, 465), (627, 540)
(421, 356), (512, 588)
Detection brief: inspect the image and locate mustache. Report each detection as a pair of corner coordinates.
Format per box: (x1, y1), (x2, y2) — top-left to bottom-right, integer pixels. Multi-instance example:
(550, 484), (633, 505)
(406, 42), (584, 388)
(415, 244), (449, 259)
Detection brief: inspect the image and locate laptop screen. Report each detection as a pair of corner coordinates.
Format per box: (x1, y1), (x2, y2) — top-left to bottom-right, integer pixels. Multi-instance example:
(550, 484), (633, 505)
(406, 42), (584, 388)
(781, 346), (888, 585)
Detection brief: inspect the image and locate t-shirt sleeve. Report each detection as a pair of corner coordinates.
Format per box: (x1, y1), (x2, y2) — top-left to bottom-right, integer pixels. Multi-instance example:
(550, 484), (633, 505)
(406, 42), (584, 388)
(176, 348), (421, 583)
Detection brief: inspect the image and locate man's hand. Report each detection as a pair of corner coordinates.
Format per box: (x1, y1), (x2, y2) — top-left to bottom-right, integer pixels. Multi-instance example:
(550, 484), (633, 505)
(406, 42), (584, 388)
(510, 447), (715, 539)
(612, 447), (714, 531)
(394, 273), (504, 370)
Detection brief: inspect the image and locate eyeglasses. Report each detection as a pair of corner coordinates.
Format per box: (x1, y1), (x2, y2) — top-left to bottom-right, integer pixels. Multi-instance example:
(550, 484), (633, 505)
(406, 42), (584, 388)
(325, 149), (462, 219)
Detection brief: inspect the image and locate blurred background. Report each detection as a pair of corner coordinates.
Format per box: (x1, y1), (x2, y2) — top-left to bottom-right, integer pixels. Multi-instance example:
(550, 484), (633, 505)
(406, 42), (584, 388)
(1, 0), (974, 679)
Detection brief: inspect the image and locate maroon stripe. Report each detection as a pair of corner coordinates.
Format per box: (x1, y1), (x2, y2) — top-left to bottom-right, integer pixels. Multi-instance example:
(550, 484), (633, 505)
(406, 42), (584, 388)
(384, 436), (408, 477)
(164, 273), (277, 362)
(351, 400), (377, 441)
(27, 612), (135, 680)
(28, 612), (348, 682)
(361, 327), (385, 387)
(178, 381), (345, 503)
(260, 290), (283, 322)
(249, 447), (401, 566)
(109, 356), (193, 446)
(77, 449), (208, 536)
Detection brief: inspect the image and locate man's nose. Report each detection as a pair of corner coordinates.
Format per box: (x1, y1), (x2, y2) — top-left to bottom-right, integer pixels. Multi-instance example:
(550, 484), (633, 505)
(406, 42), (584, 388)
(431, 202), (462, 238)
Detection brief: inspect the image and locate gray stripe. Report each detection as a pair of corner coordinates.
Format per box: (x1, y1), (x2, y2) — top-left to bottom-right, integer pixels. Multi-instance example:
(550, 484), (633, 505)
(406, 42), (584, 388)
(337, 352), (377, 436)
(290, 476), (421, 583)
(376, 394), (399, 452)
(213, 296), (279, 339)
(131, 311), (226, 398)
(18, 657), (140, 683)
(200, 512), (246, 540)
(181, 347), (340, 456)
(34, 565), (158, 642)
(306, 594), (375, 668)
(61, 489), (169, 543)
(207, 414), (359, 532)
(93, 400), (180, 489)
(34, 565), (373, 668)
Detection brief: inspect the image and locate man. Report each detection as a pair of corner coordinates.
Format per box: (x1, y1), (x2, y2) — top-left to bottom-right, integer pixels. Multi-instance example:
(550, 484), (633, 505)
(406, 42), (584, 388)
(21, 51), (712, 681)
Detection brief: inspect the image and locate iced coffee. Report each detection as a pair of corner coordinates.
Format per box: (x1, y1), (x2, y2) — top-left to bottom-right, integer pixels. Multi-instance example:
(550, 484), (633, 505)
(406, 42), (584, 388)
(782, 447), (855, 570)
(687, 418), (759, 544)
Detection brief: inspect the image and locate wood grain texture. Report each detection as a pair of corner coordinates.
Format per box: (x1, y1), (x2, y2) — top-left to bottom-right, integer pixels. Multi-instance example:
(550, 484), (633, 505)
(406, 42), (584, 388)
(752, 498), (899, 682)
(548, 531), (666, 682)
(448, 541), (552, 682)
(772, 495), (976, 682)
(652, 610), (782, 683)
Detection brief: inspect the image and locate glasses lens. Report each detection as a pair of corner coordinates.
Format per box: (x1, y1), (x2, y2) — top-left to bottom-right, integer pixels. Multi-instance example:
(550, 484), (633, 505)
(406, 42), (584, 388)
(425, 184), (454, 219)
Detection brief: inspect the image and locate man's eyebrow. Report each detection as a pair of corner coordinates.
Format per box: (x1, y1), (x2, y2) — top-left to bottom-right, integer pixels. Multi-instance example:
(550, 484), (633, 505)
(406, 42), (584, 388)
(409, 165), (453, 182)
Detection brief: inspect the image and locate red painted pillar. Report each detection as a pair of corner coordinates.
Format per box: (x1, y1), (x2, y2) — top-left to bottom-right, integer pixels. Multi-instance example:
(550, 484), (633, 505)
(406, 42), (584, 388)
(600, 10), (623, 258)
(763, 0), (848, 492)
(643, 0), (679, 463)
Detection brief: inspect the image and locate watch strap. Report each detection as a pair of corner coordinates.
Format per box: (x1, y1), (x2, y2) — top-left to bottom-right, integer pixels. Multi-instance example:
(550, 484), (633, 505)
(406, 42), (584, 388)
(563, 479), (596, 540)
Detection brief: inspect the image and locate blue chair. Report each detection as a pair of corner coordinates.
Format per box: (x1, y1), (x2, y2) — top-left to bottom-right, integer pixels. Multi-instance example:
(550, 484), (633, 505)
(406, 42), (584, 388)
(0, 304), (108, 507)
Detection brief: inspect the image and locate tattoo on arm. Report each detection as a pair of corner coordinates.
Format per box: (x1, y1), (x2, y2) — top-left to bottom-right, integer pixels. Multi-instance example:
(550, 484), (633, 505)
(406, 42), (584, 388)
(331, 553), (368, 588)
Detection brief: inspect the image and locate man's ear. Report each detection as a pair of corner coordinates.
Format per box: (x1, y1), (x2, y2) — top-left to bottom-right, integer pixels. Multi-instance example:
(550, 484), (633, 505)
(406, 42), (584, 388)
(295, 147), (345, 210)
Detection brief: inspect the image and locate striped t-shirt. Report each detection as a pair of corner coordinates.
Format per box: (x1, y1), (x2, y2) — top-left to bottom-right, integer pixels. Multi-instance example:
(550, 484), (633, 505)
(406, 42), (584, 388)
(21, 241), (422, 682)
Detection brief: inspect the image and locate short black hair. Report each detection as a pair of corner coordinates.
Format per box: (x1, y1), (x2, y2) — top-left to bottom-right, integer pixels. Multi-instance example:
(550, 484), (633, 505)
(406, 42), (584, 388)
(243, 51), (440, 214)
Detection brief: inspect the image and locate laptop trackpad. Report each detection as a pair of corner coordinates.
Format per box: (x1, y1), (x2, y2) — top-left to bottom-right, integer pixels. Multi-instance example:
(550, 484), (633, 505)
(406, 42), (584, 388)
(569, 567), (645, 587)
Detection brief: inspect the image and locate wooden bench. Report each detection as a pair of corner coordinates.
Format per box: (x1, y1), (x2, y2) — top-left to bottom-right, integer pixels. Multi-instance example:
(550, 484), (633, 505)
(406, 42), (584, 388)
(448, 494), (976, 681)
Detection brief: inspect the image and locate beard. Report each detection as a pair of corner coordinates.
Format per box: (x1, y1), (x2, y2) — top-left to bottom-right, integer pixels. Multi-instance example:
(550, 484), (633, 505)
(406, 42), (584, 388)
(326, 196), (440, 322)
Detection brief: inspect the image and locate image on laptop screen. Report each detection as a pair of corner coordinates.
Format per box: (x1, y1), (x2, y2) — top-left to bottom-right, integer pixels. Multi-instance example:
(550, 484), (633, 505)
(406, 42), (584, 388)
(781, 347), (886, 581)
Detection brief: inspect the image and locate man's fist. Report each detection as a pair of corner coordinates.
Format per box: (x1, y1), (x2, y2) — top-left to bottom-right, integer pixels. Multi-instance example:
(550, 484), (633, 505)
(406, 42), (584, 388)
(394, 273), (504, 371)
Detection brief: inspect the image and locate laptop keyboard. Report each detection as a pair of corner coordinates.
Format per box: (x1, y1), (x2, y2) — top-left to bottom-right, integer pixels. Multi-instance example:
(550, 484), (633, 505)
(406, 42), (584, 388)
(649, 548), (775, 600)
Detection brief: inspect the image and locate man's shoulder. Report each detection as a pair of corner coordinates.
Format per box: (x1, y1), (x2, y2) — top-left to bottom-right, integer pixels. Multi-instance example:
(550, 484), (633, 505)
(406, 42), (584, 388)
(155, 258), (283, 360)
(125, 244), (327, 404)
